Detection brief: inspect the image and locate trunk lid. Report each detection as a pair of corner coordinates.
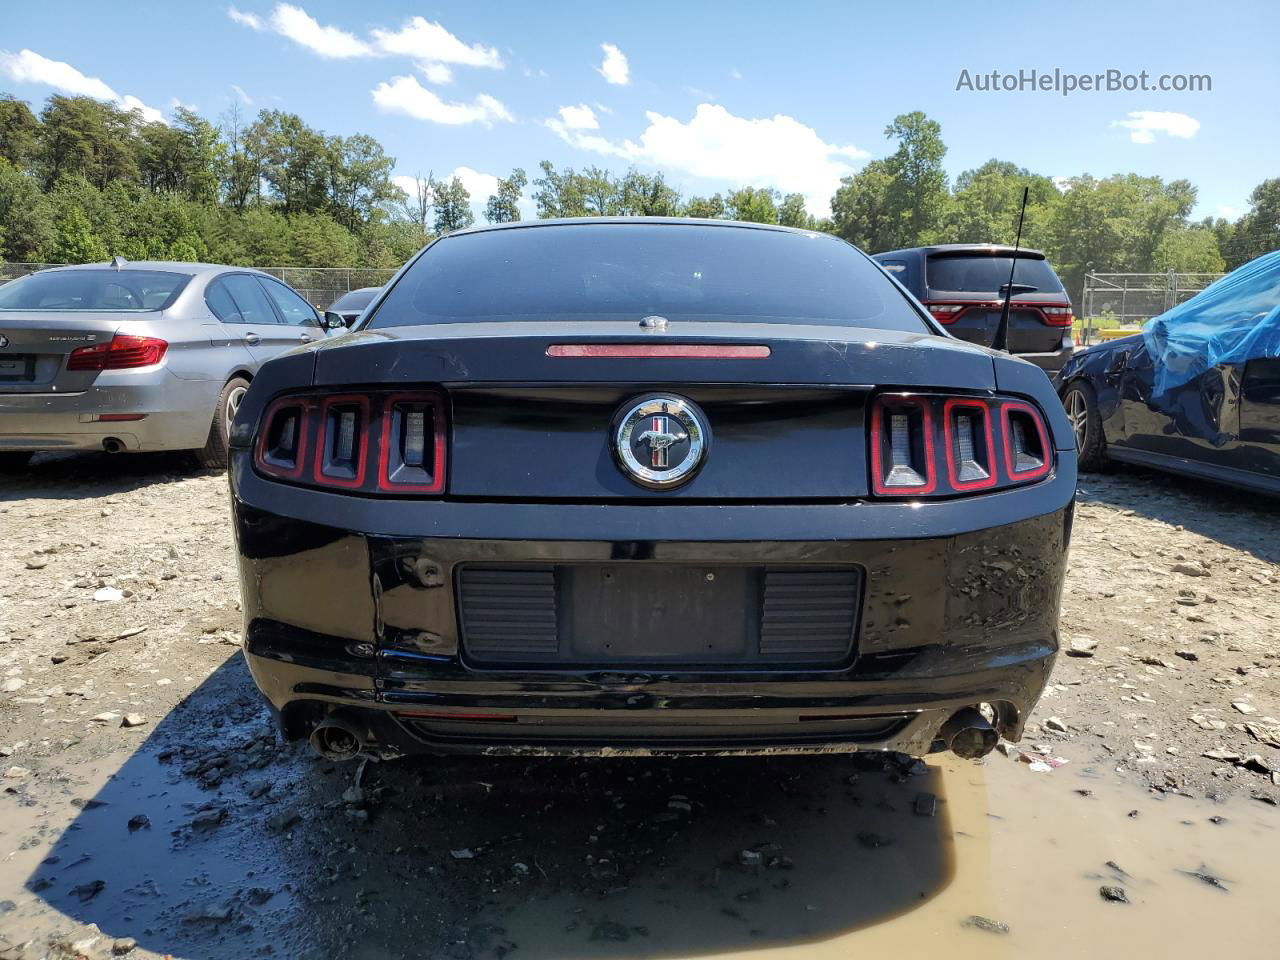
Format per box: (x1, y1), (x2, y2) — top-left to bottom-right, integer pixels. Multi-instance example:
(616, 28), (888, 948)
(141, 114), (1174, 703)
(310, 321), (997, 501)
(0, 312), (125, 393)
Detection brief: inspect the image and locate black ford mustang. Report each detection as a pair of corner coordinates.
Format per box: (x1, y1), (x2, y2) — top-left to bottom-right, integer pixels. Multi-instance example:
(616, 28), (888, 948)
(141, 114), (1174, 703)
(229, 219), (1076, 763)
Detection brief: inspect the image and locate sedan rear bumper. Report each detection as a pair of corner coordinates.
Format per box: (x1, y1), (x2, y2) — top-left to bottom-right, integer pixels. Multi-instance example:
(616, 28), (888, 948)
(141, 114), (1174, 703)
(232, 465), (1074, 759)
(0, 368), (218, 452)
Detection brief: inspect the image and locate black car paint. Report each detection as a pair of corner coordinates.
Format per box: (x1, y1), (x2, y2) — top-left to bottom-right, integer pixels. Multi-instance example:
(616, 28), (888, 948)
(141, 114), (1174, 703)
(228, 221), (1077, 759)
(1057, 334), (1280, 495)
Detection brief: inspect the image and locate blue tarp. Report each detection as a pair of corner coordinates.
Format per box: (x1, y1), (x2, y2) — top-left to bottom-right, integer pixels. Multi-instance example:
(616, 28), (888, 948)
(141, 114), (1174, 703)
(1143, 250), (1280, 397)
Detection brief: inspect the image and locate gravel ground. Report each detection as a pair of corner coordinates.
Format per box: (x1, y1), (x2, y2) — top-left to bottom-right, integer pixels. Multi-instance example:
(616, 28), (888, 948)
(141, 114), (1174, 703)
(0, 454), (1277, 958)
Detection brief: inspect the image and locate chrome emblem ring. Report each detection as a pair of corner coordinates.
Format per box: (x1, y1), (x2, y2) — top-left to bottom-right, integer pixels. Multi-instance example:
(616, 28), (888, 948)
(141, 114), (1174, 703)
(614, 395), (708, 489)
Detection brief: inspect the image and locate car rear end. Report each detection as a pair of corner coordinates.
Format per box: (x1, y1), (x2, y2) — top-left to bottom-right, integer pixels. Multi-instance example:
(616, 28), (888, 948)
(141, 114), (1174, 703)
(229, 221), (1077, 762)
(918, 248), (1075, 376)
(0, 266), (219, 457)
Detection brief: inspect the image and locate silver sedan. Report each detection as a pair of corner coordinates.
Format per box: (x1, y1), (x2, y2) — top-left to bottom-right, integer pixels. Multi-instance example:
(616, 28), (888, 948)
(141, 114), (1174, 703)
(0, 260), (338, 469)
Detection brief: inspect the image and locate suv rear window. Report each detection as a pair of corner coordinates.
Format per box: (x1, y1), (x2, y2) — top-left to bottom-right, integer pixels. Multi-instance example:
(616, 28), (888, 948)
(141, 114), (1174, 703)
(0, 270), (191, 311)
(367, 223), (928, 332)
(925, 255), (1065, 294)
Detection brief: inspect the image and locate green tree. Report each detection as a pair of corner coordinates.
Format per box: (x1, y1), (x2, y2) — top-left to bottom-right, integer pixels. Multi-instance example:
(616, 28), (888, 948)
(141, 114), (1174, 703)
(38, 95), (139, 189)
(682, 193), (726, 219)
(52, 205), (108, 263)
(617, 169), (681, 216)
(0, 158), (54, 260)
(1152, 227), (1225, 273)
(0, 95), (41, 171)
(946, 159), (1058, 247)
(725, 186), (779, 223)
(327, 133), (395, 230)
(1230, 178), (1280, 267)
(432, 175), (474, 234)
(484, 167), (527, 223)
(831, 159), (897, 251)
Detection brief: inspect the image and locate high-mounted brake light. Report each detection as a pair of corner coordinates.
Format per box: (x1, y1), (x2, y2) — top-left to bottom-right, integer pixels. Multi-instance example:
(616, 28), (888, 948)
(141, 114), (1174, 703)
(67, 335), (168, 371)
(870, 393), (1052, 498)
(254, 389), (447, 495)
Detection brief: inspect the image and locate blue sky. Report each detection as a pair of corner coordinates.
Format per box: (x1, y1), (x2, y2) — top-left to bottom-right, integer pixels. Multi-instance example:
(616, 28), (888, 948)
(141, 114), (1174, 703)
(3, 0), (1274, 222)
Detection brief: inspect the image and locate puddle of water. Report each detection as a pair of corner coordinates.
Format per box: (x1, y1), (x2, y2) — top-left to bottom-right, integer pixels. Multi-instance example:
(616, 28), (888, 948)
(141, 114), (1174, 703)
(495, 751), (1277, 960)
(1, 667), (1274, 960)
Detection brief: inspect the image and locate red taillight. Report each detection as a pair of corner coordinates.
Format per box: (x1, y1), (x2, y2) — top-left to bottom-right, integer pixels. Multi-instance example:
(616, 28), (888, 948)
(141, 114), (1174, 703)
(869, 396), (937, 495)
(870, 393), (1052, 498)
(67, 335), (167, 371)
(1040, 305), (1074, 326)
(925, 303), (965, 325)
(377, 392), (446, 494)
(254, 389), (447, 495)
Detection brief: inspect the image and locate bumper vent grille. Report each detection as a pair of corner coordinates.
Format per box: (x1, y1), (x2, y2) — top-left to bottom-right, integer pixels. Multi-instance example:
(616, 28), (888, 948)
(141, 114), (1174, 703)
(457, 564), (860, 666)
(458, 567), (558, 658)
(760, 569), (861, 656)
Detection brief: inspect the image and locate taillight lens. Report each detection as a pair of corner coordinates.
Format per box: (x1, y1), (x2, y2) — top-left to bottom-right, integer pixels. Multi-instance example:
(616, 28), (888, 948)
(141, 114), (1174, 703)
(926, 303), (965, 324)
(254, 389), (447, 495)
(870, 393), (1053, 498)
(1040, 305), (1074, 326)
(67, 335), (168, 371)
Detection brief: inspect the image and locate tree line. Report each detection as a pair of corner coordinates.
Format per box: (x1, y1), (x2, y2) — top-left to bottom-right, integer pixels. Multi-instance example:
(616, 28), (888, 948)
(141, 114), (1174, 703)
(1, 93), (1277, 301)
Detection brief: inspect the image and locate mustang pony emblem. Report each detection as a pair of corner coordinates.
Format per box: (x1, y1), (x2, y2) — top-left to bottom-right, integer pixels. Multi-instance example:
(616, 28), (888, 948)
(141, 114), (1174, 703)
(614, 396), (707, 489)
(636, 418), (689, 468)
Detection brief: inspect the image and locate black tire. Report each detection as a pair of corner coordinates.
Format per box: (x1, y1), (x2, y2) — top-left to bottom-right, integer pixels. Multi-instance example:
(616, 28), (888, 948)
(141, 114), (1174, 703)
(1061, 380), (1109, 472)
(196, 376), (251, 470)
(0, 451), (33, 472)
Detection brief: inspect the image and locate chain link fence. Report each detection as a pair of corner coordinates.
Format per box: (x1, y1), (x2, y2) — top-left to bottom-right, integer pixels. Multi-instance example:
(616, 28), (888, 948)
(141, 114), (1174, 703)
(1080, 270), (1224, 344)
(0, 262), (400, 310)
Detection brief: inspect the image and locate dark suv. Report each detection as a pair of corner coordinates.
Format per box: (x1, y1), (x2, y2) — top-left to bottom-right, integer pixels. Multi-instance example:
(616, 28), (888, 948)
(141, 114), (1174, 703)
(872, 244), (1074, 375)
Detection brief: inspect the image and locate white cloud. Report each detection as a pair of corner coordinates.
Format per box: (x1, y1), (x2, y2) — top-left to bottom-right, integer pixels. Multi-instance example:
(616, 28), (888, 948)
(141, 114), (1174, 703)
(372, 16), (502, 68)
(372, 75), (511, 126)
(0, 49), (165, 124)
(269, 3), (372, 58)
(549, 103), (867, 216)
(1216, 204), (1241, 219)
(523, 66), (548, 79)
(227, 6), (264, 30)
(597, 43), (629, 85)
(421, 63), (454, 85)
(169, 97), (198, 112)
(120, 95), (165, 125)
(729, 67), (743, 81)
(1112, 110), (1200, 144)
(554, 103), (598, 130)
(0, 48), (118, 100)
(231, 84), (254, 105)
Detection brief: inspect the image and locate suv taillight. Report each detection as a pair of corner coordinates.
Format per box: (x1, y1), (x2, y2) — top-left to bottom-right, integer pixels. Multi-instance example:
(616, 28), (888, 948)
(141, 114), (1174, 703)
(870, 392), (1052, 498)
(1039, 305), (1074, 326)
(254, 389), (447, 495)
(67, 335), (168, 371)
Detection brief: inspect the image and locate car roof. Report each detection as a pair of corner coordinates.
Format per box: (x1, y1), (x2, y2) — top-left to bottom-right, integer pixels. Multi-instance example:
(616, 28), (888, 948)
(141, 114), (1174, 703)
(443, 216), (831, 239)
(34, 261), (268, 278)
(874, 243), (1049, 259)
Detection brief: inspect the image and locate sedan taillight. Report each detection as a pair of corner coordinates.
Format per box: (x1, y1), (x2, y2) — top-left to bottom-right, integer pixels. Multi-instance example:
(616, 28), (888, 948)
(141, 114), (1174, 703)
(870, 392), (1052, 498)
(254, 390), (447, 495)
(67, 335), (168, 371)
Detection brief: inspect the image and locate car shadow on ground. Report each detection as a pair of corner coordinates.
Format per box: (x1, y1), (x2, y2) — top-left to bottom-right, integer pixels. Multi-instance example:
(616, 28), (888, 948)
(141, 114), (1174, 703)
(0, 452), (213, 503)
(19, 656), (956, 959)
(1077, 466), (1280, 565)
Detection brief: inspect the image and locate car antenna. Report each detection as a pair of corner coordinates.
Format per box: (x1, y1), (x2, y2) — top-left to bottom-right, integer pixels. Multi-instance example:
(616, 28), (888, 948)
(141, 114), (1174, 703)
(991, 186), (1030, 353)
(110, 255), (127, 272)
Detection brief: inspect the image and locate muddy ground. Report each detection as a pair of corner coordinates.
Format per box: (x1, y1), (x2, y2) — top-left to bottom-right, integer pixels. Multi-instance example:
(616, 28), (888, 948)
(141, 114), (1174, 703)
(0, 456), (1277, 959)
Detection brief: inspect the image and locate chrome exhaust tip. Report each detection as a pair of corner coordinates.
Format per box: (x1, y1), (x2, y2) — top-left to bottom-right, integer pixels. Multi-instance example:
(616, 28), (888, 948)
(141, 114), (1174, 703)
(308, 717), (363, 761)
(102, 438), (124, 454)
(940, 706), (999, 760)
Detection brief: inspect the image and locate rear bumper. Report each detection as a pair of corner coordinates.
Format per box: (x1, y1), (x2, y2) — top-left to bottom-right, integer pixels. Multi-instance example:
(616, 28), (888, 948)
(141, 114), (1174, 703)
(1015, 344), (1073, 375)
(232, 462), (1074, 758)
(0, 367), (217, 452)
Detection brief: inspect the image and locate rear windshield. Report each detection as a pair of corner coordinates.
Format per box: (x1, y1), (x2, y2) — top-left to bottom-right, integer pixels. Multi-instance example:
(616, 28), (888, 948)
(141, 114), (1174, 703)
(925, 255), (1065, 294)
(330, 288), (379, 312)
(0, 270), (191, 312)
(367, 223), (929, 331)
